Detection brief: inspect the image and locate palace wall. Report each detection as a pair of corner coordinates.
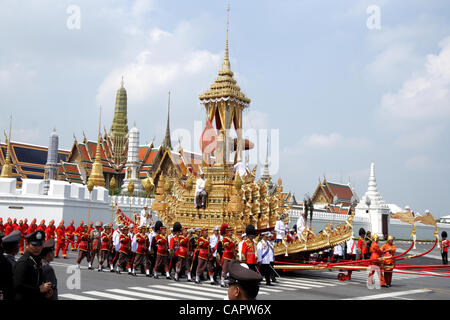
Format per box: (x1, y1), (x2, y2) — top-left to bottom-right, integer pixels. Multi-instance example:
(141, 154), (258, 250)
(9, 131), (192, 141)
(0, 178), (151, 225)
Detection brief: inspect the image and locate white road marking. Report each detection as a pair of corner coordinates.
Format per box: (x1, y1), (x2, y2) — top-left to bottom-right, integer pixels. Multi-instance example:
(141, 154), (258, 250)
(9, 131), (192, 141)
(131, 286), (209, 300)
(272, 282), (312, 290)
(107, 288), (175, 300)
(152, 285), (225, 299)
(342, 289), (432, 300)
(83, 290), (139, 300)
(59, 293), (99, 300)
(279, 279), (335, 287)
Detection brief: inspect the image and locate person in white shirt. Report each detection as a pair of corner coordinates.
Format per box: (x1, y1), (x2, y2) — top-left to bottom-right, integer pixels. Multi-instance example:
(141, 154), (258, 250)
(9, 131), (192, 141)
(296, 212), (306, 240)
(195, 173), (207, 209)
(346, 236), (357, 261)
(233, 161), (247, 177)
(112, 224), (123, 271)
(238, 233), (247, 261)
(139, 206), (150, 228)
(274, 214), (287, 244)
(208, 226), (223, 285)
(332, 243), (344, 263)
(257, 232), (274, 286)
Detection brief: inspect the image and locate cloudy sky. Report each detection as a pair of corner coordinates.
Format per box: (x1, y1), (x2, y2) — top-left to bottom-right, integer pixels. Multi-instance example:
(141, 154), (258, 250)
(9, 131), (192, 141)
(1, 0), (449, 216)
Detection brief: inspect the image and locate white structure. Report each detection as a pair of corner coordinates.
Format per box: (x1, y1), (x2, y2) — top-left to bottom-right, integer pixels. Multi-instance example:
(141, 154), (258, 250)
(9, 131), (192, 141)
(121, 124), (144, 195)
(43, 129), (59, 195)
(355, 162), (390, 236)
(440, 215), (450, 224)
(0, 178), (151, 226)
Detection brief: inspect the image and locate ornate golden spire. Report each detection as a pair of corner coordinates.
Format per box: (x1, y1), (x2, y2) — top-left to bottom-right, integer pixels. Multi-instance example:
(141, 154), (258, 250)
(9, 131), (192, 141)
(199, 5), (250, 105)
(88, 107), (105, 187)
(162, 90), (172, 150)
(1, 116), (14, 178)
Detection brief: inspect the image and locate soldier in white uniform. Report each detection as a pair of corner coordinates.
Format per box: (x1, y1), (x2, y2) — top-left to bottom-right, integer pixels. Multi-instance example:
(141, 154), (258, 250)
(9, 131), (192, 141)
(257, 232), (274, 285)
(332, 243), (344, 263)
(274, 214), (287, 244)
(112, 224), (123, 268)
(208, 226), (223, 285)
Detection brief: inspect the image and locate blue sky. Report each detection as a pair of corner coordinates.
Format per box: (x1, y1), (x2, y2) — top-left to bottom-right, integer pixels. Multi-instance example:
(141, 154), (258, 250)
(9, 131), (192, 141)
(1, 0), (449, 216)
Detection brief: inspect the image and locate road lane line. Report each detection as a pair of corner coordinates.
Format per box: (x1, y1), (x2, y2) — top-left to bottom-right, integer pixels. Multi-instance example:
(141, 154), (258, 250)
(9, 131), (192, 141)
(342, 289), (432, 300)
(151, 285), (225, 299)
(83, 290), (139, 300)
(131, 286), (209, 300)
(108, 289), (175, 300)
(59, 293), (99, 300)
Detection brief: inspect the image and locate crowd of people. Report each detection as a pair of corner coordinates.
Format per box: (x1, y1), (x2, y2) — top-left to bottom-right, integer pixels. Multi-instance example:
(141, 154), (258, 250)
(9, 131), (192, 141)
(0, 209), (283, 300)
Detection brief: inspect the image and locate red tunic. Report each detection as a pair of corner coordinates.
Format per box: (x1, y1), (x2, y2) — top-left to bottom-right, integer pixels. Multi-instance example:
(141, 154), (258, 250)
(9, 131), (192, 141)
(242, 239), (257, 265)
(197, 236), (210, 261)
(170, 235), (188, 259)
(100, 232), (112, 251)
(37, 224), (46, 232)
(442, 240), (449, 253)
(370, 242), (383, 260)
(56, 226), (66, 243)
(45, 226), (56, 240)
(66, 225), (75, 240)
(222, 236), (235, 261)
(358, 238), (368, 256)
(4, 223), (14, 236)
(135, 233), (149, 254)
(26, 224), (37, 235)
(119, 234), (131, 254)
(78, 233), (90, 252)
(155, 234), (168, 256)
(75, 225), (84, 238)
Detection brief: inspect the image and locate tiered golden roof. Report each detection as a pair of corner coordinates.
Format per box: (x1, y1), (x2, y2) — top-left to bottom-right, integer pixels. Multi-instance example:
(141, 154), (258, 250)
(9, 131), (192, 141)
(1, 117), (14, 178)
(198, 10), (250, 106)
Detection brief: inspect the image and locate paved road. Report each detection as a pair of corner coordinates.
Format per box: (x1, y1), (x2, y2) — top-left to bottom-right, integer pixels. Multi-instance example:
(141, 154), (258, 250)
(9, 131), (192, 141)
(49, 241), (449, 300)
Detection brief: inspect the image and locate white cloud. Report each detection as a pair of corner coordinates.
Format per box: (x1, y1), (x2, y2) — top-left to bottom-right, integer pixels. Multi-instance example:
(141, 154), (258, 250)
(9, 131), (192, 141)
(405, 155), (433, 170)
(395, 125), (443, 148)
(378, 36), (450, 122)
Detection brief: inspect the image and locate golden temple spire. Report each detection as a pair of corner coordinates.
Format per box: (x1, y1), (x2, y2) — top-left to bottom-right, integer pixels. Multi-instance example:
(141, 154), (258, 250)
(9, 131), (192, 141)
(222, 4), (231, 71)
(162, 90), (172, 150)
(1, 115), (14, 178)
(88, 107), (105, 187)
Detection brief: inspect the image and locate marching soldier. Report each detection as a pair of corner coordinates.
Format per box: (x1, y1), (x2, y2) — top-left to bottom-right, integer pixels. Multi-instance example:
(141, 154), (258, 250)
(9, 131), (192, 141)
(74, 220), (84, 250)
(65, 220), (76, 252)
(55, 220), (66, 258)
(368, 233), (386, 287)
(76, 224), (92, 269)
(195, 228), (210, 284)
(357, 228), (367, 260)
(0, 217), (4, 234)
(208, 226), (222, 285)
(185, 228), (196, 282)
(26, 219), (37, 236)
(132, 226), (150, 276)
(4, 218), (14, 236)
(381, 235), (396, 287)
(221, 225), (237, 287)
(36, 219), (46, 232)
(45, 220), (56, 241)
(146, 224), (156, 277)
(18, 220), (27, 254)
(441, 231), (449, 265)
(189, 228), (201, 281)
(153, 222), (171, 279)
(98, 224), (113, 272)
(90, 222), (102, 268)
(111, 224), (123, 267)
(116, 225), (132, 274)
(241, 225), (257, 272)
(170, 222), (187, 281)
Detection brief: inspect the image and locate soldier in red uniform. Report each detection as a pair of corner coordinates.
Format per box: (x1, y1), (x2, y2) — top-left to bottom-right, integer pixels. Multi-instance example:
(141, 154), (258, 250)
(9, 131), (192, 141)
(0, 217), (4, 233)
(90, 222), (102, 268)
(368, 233), (386, 287)
(12, 218), (19, 231)
(116, 225), (131, 274)
(170, 222), (188, 281)
(98, 224), (113, 272)
(55, 220), (67, 258)
(26, 219), (37, 235)
(65, 220), (76, 252)
(75, 221), (84, 250)
(153, 222), (170, 279)
(221, 225), (237, 287)
(195, 228), (210, 284)
(241, 225), (257, 272)
(76, 224), (92, 269)
(18, 220), (27, 254)
(36, 219), (46, 232)
(45, 220), (56, 240)
(132, 226), (150, 276)
(381, 235), (396, 287)
(4, 218), (14, 236)
(23, 218), (29, 232)
(88, 221), (94, 234)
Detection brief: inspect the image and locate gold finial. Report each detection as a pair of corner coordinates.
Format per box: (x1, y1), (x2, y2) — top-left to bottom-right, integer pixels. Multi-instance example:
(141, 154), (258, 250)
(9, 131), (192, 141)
(87, 107), (105, 187)
(1, 115), (14, 178)
(222, 4), (231, 71)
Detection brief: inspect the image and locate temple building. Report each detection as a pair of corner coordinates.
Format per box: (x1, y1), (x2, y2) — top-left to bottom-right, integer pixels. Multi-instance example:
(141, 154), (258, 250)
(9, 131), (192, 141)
(311, 177), (359, 214)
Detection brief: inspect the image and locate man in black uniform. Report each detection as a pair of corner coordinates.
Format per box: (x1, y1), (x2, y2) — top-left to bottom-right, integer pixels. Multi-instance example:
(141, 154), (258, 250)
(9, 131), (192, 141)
(0, 231), (15, 300)
(227, 260), (263, 300)
(13, 230), (52, 300)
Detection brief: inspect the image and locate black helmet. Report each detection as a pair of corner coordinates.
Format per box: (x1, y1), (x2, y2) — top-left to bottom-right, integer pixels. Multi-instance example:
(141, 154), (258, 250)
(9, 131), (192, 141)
(358, 228), (366, 237)
(155, 221), (163, 232)
(442, 231), (448, 238)
(245, 224), (256, 236)
(173, 222), (182, 233)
